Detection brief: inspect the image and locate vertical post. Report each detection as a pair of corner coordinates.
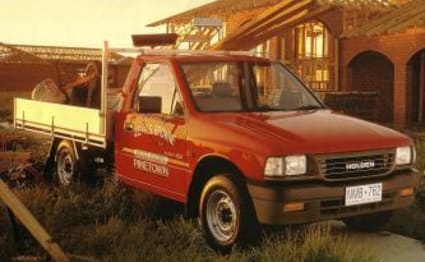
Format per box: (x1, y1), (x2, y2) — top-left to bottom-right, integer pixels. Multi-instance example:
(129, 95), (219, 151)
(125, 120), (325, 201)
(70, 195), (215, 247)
(22, 111), (25, 128)
(393, 64), (408, 130)
(13, 98), (16, 129)
(51, 116), (55, 137)
(334, 39), (340, 91)
(419, 52), (425, 123)
(101, 41), (109, 137)
(85, 122), (89, 144)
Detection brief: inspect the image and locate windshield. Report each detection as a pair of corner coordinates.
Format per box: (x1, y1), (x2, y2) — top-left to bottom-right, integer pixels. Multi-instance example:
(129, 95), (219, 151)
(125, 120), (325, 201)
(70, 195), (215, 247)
(181, 61), (322, 112)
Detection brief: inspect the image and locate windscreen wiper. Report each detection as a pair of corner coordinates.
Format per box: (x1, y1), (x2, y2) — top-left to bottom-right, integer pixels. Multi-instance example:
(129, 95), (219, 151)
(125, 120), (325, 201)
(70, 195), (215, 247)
(294, 105), (322, 111)
(255, 105), (281, 112)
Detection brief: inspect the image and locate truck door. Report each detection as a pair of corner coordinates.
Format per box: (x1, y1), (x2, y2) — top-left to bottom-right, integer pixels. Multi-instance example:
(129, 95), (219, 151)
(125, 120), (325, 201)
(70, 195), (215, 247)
(120, 62), (188, 201)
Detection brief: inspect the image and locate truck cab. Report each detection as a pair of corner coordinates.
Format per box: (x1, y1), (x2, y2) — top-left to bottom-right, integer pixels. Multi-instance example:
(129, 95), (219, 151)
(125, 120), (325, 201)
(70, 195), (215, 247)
(113, 52), (419, 251)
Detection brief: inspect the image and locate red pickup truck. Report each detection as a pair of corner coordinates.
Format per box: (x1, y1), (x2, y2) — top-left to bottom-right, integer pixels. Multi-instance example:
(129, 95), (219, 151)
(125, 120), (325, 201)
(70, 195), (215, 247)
(14, 35), (419, 252)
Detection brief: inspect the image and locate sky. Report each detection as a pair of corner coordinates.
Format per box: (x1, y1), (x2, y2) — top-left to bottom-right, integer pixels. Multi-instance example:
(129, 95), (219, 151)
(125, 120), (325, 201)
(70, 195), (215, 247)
(0, 0), (211, 48)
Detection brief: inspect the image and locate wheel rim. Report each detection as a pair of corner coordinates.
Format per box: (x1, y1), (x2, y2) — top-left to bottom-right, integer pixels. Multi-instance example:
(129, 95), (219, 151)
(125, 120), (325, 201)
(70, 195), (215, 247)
(206, 189), (238, 243)
(57, 148), (74, 186)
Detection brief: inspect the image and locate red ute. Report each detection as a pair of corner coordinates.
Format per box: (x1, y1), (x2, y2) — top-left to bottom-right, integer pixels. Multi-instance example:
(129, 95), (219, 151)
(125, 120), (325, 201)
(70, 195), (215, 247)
(15, 47), (419, 252)
(114, 54), (419, 251)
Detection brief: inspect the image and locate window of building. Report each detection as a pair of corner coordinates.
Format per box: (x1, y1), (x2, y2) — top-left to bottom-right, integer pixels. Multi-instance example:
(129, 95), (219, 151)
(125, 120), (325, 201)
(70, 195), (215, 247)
(295, 21), (328, 59)
(252, 41), (270, 58)
(293, 21), (331, 91)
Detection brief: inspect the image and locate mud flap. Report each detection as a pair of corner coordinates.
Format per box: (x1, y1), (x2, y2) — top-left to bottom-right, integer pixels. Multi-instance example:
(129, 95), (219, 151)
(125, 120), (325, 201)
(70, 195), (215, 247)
(42, 137), (60, 182)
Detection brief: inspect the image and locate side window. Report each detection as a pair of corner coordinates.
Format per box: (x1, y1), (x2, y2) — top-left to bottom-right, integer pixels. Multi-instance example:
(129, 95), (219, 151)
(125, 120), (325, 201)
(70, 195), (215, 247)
(134, 63), (183, 116)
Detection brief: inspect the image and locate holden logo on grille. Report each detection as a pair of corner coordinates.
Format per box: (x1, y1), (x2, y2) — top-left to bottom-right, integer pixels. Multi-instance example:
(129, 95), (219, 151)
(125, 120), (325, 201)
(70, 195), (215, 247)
(345, 160), (375, 171)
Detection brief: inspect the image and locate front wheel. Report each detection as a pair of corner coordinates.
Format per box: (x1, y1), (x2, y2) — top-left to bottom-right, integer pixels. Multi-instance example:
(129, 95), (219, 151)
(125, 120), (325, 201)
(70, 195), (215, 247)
(199, 175), (259, 253)
(343, 211), (393, 232)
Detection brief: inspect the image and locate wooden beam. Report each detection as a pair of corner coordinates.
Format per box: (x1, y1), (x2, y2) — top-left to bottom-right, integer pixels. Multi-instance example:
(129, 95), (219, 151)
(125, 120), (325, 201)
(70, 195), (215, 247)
(334, 38), (340, 91)
(387, 10), (425, 34)
(232, 9), (310, 50)
(260, 6), (330, 39)
(215, 0), (296, 48)
(147, 0), (241, 27)
(239, 0), (314, 41)
(419, 52), (425, 123)
(0, 179), (69, 261)
(366, 5), (425, 36)
(213, 0), (319, 51)
(231, 0), (307, 42)
(226, 6), (332, 51)
(343, 3), (417, 37)
(341, 0), (423, 38)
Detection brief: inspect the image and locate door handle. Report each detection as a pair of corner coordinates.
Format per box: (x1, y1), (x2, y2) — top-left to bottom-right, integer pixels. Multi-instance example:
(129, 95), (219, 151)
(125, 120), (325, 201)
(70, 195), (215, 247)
(124, 122), (134, 132)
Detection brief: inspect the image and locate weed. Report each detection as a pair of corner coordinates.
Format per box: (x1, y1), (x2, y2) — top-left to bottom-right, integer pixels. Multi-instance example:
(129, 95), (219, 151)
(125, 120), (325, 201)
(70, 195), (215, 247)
(0, 181), (377, 261)
(0, 91), (30, 121)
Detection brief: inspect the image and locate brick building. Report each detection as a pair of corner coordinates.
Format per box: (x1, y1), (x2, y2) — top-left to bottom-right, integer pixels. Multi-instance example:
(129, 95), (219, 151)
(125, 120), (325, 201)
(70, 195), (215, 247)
(0, 43), (131, 92)
(148, 0), (425, 130)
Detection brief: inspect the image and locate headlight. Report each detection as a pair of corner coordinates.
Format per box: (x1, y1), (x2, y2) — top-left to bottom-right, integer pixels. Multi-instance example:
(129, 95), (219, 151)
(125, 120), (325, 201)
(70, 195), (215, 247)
(285, 155), (307, 176)
(396, 146), (413, 165)
(264, 155), (307, 177)
(264, 157), (284, 177)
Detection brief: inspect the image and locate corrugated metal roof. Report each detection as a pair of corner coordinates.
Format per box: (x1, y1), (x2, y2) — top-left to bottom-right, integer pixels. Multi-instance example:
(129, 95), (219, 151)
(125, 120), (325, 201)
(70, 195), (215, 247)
(0, 43), (127, 64)
(0, 43), (47, 64)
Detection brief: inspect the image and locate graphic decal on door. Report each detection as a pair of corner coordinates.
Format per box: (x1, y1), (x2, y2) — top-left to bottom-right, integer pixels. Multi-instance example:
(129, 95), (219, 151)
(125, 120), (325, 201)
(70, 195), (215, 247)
(127, 116), (176, 145)
(123, 147), (170, 177)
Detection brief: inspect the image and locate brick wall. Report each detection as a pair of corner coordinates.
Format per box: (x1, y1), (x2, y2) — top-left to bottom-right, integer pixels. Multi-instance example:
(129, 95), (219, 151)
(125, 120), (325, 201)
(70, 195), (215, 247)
(316, 7), (344, 36)
(0, 63), (58, 91)
(341, 28), (425, 129)
(348, 51), (394, 123)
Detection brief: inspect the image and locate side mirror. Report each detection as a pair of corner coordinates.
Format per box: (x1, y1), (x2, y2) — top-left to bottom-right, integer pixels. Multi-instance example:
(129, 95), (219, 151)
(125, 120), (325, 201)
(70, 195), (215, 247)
(173, 102), (184, 117)
(138, 96), (162, 113)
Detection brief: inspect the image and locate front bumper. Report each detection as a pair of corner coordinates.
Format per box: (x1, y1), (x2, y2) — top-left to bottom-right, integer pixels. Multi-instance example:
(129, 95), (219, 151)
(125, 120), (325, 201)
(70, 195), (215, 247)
(247, 169), (420, 225)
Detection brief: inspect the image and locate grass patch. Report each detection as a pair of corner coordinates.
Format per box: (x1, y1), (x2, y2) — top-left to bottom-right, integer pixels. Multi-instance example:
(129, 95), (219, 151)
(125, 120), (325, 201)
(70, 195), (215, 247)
(0, 181), (376, 261)
(0, 91), (30, 121)
(387, 133), (425, 242)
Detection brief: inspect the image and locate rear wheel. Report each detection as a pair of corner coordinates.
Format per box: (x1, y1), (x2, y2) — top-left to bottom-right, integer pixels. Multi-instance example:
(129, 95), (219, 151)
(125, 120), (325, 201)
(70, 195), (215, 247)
(55, 140), (80, 186)
(343, 211), (393, 232)
(199, 175), (259, 253)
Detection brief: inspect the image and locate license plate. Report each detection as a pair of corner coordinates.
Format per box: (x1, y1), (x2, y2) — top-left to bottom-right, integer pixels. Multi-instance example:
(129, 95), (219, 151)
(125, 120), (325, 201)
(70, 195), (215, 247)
(345, 183), (382, 206)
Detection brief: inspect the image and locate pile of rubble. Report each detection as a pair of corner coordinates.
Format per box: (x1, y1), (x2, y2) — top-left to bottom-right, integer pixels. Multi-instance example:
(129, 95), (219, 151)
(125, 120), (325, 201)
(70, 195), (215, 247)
(0, 134), (43, 188)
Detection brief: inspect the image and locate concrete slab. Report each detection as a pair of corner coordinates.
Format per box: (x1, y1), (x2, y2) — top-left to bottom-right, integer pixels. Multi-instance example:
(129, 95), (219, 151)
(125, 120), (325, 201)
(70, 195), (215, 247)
(331, 221), (425, 262)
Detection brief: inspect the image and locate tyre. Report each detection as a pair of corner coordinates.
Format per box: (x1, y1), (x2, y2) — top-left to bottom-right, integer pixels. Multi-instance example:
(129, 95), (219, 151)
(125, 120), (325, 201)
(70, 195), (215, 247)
(343, 211), (393, 232)
(199, 175), (260, 253)
(55, 140), (80, 186)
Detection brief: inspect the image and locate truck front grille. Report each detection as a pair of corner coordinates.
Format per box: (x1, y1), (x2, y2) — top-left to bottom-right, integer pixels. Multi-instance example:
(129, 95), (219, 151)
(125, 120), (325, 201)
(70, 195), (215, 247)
(316, 150), (395, 181)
